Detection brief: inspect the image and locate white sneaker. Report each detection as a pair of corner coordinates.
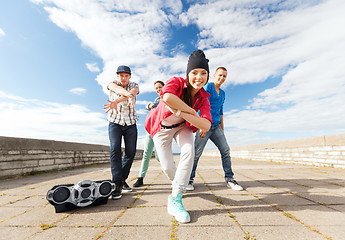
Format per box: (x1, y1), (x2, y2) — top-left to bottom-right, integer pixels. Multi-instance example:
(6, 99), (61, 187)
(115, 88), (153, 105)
(186, 181), (194, 191)
(226, 180), (243, 191)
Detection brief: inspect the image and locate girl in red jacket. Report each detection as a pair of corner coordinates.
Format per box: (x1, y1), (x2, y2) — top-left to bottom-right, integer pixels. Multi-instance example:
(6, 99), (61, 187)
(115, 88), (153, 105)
(145, 50), (212, 223)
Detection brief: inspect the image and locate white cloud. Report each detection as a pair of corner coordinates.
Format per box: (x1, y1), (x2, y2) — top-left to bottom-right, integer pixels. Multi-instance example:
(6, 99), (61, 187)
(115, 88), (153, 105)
(32, 0), (185, 95)
(30, 0), (345, 147)
(69, 88), (87, 95)
(181, 0), (345, 85)
(0, 90), (108, 145)
(178, 0), (345, 146)
(86, 62), (100, 73)
(136, 100), (151, 106)
(136, 108), (149, 115)
(0, 28), (5, 36)
(0, 90), (151, 150)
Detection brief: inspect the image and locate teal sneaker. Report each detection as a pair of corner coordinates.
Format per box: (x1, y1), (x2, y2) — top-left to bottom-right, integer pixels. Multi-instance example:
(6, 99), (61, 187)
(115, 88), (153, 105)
(168, 193), (190, 223)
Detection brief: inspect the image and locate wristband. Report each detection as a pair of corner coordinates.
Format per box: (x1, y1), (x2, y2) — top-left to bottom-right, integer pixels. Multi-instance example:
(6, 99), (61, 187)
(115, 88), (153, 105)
(176, 109), (181, 117)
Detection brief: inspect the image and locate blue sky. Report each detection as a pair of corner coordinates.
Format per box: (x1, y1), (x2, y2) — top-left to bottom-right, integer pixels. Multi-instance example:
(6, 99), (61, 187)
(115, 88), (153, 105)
(1, 0), (345, 150)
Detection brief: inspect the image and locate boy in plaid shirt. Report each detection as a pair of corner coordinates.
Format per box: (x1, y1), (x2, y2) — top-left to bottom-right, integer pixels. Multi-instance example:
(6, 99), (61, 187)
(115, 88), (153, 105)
(104, 65), (139, 200)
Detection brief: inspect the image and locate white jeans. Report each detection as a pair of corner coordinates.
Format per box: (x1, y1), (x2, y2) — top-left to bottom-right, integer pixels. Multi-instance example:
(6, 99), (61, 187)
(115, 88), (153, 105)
(153, 124), (194, 197)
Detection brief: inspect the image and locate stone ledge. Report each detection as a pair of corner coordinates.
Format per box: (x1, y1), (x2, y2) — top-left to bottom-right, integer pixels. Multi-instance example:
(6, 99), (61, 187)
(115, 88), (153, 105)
(0, 136), (109, 151)
(231, 133), (345, 151)
(204, 133), (345, 169)
(0, 136), (143, 179)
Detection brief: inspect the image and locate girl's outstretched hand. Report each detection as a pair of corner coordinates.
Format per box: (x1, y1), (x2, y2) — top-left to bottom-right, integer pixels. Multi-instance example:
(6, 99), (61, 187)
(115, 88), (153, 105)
(104, 100), (118, 114)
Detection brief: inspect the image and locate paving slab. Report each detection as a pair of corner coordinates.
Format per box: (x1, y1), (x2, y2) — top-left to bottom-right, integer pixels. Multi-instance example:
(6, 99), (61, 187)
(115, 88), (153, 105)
(100, 226), (171, 240)
(31, 226), (106, 240)
(243, 225), (326, 240)
(55, 206), (124, 227)
(0, 156), (344, 240)
(0, 226), (41, 240)
(177, 226), (245, 239)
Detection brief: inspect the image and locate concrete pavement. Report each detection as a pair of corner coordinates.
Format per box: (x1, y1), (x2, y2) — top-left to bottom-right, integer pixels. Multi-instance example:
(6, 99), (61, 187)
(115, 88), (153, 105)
(0, 155), (345, 240)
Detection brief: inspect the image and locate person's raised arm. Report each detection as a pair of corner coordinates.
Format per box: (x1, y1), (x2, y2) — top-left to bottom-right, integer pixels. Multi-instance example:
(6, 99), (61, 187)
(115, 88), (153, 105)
(107, 82), (132, 99)
(165, 104), (211, 132)
(220, 115), (224, 131)
(180, 111), (211, 132)
(107, 83), (139, 107)
(162, 93), (197, 116)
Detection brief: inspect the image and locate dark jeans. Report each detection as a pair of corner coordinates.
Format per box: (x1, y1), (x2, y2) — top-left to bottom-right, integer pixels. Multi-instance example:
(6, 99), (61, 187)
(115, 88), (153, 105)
(108, 122), (137, 182)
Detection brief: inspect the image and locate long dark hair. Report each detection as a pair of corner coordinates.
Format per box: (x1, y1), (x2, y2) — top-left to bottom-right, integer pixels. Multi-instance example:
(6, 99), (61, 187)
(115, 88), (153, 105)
(180, 75), (193, 107)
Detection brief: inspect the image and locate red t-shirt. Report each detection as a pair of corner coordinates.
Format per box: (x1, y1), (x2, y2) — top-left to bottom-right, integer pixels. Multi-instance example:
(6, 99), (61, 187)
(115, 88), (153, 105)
(145, 76), (212, 138)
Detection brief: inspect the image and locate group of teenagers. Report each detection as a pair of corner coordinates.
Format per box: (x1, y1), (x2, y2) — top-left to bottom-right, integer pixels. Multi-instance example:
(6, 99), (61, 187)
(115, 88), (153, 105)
(103, 50), (243, 223)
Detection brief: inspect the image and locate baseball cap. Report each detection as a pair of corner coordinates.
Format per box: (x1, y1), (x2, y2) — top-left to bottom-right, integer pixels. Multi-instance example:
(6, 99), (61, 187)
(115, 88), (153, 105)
(116, 65), (131, 75)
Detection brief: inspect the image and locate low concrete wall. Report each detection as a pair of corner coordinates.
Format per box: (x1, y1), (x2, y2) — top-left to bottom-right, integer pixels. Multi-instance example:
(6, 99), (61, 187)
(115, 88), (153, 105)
(204, 133), (345, 168)
(0, 136), (143, 179)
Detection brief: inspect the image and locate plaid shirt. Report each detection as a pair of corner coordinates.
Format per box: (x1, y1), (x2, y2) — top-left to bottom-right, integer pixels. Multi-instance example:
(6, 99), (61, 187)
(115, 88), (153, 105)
(107, 81), (139, 126)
